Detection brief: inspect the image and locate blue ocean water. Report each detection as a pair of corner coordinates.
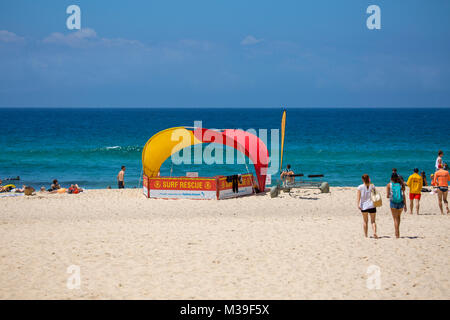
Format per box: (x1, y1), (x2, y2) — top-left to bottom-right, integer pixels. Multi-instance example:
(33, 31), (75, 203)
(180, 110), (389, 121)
(0, 108), (448, 189)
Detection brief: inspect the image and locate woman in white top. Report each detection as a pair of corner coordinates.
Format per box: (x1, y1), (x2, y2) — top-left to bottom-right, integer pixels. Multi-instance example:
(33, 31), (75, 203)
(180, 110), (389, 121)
(356, 174), (378, 239)
(436, 150), (444, 170)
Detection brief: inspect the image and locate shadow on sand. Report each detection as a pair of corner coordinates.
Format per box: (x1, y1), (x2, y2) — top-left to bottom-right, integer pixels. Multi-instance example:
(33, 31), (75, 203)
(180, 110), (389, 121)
(370, 235), (424, 240)
(415, 212), (439, 216)
(291, 195), (320, 200)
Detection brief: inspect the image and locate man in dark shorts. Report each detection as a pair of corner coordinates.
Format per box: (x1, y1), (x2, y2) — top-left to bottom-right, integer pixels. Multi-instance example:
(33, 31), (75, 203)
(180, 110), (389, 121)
(432, 164), (450, 215)
(117, 166), (126, 189)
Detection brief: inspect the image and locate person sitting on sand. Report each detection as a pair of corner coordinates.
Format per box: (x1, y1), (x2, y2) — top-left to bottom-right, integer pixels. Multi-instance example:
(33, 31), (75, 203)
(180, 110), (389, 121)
(48, 179), (61, 192)
(432, 164), (450, 215)
(280, 164), (294, 186)
(15, 185), (26, 193)
(40, 186), (46, 192)
(406, 168), (423, 215)
(0, 179), (16, 193)
(387, 173), (407, 239)
(356, 174), (378, 239)
(68, 184), (83, 194)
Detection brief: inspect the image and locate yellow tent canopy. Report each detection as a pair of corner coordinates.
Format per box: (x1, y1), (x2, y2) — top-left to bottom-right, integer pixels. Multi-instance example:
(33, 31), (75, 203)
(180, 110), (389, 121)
(142, 127), (202, 177)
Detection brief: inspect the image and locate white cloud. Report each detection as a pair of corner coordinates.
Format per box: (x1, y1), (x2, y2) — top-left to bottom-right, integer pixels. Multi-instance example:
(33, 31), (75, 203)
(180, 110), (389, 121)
(240, 35), (264, 46)
(42, 28), (97, 47)
(99, 37), (144, 48)
(42, 28), (144, 48)
(0, 30), (25, 43)
(178, 39), (213, 50)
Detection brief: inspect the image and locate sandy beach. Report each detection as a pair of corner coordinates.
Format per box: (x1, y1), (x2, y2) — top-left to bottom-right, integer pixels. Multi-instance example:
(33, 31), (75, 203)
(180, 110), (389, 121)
(0, 187), (449, 300)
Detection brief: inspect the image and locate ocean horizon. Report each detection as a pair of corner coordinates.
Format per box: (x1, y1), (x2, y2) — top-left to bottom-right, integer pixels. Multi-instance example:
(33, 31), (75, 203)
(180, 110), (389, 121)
(1, 107), (448, 189)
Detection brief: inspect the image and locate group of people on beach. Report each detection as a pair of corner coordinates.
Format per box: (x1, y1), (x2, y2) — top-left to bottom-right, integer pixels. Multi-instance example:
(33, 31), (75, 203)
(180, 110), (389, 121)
(1, 166), (126, 195)
(0, 179), (28, 193)
(357, 150), (450, 239)
(37, 179), (84, 194)
(0, 177), (84, 195)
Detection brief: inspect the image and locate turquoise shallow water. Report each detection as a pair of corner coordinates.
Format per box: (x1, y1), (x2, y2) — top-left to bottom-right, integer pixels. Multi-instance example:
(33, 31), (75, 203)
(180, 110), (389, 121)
(0, 108), (448, 189)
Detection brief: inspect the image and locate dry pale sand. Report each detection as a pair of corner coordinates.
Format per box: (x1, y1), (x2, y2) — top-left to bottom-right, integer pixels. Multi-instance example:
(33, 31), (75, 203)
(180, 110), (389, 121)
(0, 187), (449, 300)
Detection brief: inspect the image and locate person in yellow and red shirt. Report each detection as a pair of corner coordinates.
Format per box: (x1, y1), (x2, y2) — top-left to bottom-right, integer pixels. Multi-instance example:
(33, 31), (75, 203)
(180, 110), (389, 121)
(406, 168), (423, 215)
(432, 164), (450, 215)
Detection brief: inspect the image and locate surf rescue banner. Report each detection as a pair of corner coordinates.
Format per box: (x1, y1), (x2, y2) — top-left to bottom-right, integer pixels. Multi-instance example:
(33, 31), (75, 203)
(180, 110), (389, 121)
(217, 173), (254, 199)
(147, 177), (217, 199)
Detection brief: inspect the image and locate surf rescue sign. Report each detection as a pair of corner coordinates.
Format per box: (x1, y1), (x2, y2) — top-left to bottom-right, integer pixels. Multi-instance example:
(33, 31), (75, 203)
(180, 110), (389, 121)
(143, 174), (254, 200)
(145, 177), (217, 199)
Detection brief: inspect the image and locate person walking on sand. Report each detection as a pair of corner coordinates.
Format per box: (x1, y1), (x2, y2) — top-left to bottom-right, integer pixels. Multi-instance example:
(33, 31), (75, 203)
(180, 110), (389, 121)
(117, 166), (126, 189)
(356, 174), (378, 239)
(406, 168), (423, 215)
(432, 164), (450, 215)
(387, 173), (407, 239)
(392, 168), (405, 187)
(435, 150), (444, 171)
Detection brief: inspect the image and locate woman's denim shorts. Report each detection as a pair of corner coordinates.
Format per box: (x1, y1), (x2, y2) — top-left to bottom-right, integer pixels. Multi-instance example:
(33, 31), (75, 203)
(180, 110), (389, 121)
(390, 200), (404, 209)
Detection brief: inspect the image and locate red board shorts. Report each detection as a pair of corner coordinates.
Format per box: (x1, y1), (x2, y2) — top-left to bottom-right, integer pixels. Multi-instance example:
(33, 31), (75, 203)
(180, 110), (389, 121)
(409, 193), (421, 200)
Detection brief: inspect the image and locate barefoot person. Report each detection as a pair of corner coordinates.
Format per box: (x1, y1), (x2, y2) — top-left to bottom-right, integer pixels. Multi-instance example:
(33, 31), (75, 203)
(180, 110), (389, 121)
(387, 173), (407, 239)
(356, 174), (378, 239)
(432, 164), (450, 215)
(406, 168), (423, 215)
(117, 166), (126, 189)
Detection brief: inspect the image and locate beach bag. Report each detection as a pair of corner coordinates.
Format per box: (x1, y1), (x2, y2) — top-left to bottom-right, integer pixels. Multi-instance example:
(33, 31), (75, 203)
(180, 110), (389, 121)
(391, 182), (403, 203)
(24, 186), (35, 196)
(57, 188), (66, 194)
(370, 185), (382, 207)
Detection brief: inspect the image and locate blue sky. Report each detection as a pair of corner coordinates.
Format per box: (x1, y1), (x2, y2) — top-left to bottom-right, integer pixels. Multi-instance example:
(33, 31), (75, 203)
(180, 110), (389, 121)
(0, 0), (449, 107)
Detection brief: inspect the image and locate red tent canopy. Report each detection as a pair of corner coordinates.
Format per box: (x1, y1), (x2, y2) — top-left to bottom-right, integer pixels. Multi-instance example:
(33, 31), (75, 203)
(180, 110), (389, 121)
(193, 128), (269, 191)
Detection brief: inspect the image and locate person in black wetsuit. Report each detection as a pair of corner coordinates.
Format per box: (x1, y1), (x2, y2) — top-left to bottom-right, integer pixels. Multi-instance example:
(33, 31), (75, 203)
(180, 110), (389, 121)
(227, 175), (241, 193)
(232, 175), (239, 193)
